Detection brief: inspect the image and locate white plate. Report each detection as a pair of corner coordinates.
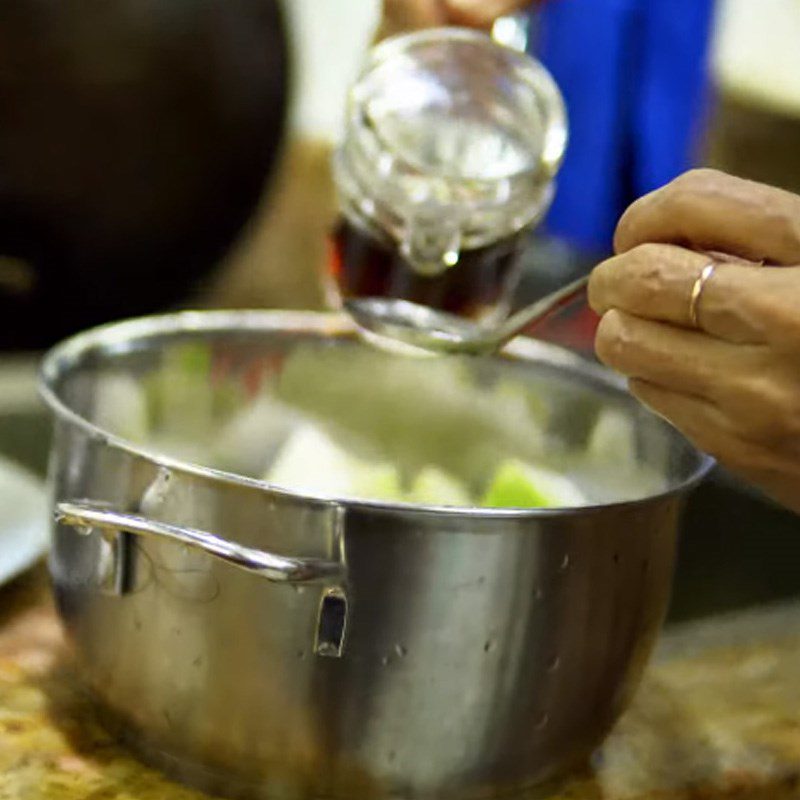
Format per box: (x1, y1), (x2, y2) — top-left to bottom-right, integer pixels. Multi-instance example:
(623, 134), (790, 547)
(0, 455), (49, 587)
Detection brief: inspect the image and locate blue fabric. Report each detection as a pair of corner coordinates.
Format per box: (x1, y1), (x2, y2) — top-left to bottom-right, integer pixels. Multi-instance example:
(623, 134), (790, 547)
(532, 0), (716, 253)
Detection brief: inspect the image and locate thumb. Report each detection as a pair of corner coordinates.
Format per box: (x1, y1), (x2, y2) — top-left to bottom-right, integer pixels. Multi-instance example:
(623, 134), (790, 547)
(444, 0), (532, 28)
(379, 0), (448, 39)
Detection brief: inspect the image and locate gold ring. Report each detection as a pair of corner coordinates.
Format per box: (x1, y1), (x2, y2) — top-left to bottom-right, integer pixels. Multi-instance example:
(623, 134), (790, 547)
(689, 262), (716, 328)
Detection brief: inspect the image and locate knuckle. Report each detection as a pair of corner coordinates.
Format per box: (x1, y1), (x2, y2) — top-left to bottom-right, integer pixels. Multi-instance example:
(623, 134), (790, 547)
(768, 276), (800, 344)
(707, 278), (753, 337)
(614, 203), (641, 252)
(669, 168), (721, 194)
(614, 195), (659, 253)
(738, 275), (800, 345)
(662, 169), (722, 217)
(766, 205), (800, 260)
(595, 309), (629, 367)
(587, 266), (608, 313)
(630, 241), (664, 261)
(628, 244), (670, 304)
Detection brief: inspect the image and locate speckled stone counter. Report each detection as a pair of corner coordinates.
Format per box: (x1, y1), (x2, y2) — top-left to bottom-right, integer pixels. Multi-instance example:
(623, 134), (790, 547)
(2, 567), (800, 800)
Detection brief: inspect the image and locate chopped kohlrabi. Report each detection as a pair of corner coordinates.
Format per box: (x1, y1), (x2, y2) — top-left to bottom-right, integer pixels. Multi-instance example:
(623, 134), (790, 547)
(266, 424), (365, 498)
(481, 459), (585, 509)
(406, 466), (471, 506)
(265, 425), (471, 505)
(266, 424), (586, 509)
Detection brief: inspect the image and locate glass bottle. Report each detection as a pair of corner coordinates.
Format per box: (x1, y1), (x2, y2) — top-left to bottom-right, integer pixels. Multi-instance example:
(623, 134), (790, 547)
(327, 27), (567, 324)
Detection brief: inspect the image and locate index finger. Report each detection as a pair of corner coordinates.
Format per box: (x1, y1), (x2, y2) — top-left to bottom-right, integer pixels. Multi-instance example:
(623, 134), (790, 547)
(589, 243), (800, 345)
(614, 169), (800, 266)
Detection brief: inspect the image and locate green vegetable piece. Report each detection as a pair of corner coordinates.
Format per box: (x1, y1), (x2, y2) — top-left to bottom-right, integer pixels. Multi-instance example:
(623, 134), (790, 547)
(481, 461), (553, 508)
(355, 464), (406, 502)
(174, 342), (212, 375)
(481, 459), (585, 509)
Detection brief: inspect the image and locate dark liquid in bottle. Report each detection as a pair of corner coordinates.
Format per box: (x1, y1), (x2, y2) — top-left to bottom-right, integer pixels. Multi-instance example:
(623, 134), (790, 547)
(329, 219), (528, 320)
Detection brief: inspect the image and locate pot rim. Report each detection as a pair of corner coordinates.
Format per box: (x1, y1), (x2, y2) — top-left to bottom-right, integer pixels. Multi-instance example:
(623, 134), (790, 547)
(39, 309), (715, 521)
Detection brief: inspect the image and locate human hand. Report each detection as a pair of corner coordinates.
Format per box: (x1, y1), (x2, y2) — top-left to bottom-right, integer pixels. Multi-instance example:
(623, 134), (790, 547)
(588, 169), (800, 514)
(379, 0), (533, 39)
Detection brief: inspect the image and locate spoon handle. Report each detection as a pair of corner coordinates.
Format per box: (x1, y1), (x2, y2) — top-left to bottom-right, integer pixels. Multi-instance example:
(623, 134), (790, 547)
(495, 273), (590, 347)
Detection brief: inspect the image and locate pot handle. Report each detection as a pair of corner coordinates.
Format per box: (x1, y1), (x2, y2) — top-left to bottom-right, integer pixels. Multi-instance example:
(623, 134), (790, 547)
(55, 501), (347, 585)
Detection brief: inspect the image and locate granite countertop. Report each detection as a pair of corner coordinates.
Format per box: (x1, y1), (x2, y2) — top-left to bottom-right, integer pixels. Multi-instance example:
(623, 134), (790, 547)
(2, 568), (800, 800)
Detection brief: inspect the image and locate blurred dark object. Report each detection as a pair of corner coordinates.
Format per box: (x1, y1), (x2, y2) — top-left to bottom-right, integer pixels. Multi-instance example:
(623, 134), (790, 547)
(513, 233), (602, 358)
(669, 466), (800, 621)
(330, 220), (529, 322)
(707, 93), (800, 196)
(0, 0), (290, 350)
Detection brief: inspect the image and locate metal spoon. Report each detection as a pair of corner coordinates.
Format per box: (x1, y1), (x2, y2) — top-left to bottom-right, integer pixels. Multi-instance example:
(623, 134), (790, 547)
(345, 273), (589, 356)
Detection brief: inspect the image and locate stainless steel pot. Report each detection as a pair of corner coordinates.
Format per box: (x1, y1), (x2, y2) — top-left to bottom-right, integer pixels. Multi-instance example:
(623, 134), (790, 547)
(40, 311), (712, 799)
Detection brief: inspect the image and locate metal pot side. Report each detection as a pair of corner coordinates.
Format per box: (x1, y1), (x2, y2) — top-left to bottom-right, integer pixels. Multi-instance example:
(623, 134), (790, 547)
(40, 311), (712, 799)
